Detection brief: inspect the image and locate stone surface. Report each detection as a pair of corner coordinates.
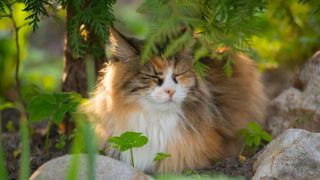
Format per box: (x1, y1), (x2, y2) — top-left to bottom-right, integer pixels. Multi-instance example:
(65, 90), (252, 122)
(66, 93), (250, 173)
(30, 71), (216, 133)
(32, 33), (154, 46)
(252, 129), (320, 180)
(266, 51), (320, 137)
(29, 154), (151, 180)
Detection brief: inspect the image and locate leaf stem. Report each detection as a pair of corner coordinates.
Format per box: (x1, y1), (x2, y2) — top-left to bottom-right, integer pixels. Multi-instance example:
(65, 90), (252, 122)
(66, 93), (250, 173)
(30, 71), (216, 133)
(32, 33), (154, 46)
(130, 148), (135, 168)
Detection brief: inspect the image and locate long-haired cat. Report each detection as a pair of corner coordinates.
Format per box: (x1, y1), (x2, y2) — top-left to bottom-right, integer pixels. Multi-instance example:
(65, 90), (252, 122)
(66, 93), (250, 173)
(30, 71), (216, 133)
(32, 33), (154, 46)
(81, 28), (267, 173)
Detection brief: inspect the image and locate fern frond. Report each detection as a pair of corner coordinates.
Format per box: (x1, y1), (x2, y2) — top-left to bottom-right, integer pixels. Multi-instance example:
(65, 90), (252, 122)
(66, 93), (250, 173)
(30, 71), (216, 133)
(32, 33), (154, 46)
(23, 0), (50, 31)
(81, 0), (114, 44)
(68, 15), (87, 58)
(163, 30), (193, 58)
(65, 0), (115, 59)
(139, 0), (267, 75)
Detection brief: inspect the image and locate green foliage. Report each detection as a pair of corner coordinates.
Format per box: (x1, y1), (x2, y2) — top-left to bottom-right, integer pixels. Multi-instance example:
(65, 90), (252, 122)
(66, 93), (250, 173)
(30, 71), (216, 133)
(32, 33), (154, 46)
(108, 132), (148, 152)
(14, 0), (116, 59)
(55, 134), (68, 149)
(67, 0), (116, 58)
(138, 0), (266, 69)
(0, 1), (6, 13)
(252, 0), (320, 70)
(298, 0), (320, 13)
(108, 131), (148, 167)
(153, 152), (171, 162)
(23, 0), (50, 31)
(26, 92), (85, 124)
(239, 122), (272, 153)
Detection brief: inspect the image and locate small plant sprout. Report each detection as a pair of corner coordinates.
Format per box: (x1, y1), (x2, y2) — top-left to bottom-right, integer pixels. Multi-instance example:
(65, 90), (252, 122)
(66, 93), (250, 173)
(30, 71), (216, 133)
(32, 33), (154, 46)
(55, 134), (68, 149)
(153, 152), (171, 162)
(154, 152), (171, 172)
(239, 121), (272, 157)
(108, 132), (148, 168)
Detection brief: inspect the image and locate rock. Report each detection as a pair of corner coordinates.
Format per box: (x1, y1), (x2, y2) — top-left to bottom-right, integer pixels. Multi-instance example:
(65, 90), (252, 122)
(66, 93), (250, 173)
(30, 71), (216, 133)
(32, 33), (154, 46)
(29, 154), (151, 180)
(252, 129), (320, 180)
(267, 51), (320, 137)
(262, 68), (293, 99)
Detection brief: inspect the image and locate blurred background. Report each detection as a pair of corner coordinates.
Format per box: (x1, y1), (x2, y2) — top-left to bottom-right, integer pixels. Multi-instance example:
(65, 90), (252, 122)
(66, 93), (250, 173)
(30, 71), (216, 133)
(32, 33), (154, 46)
(0, 0), (319, 102)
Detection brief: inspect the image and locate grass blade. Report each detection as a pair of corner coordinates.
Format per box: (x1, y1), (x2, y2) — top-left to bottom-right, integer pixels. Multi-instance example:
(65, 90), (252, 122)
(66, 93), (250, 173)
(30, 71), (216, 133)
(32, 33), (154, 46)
(19, 113), (30, 180)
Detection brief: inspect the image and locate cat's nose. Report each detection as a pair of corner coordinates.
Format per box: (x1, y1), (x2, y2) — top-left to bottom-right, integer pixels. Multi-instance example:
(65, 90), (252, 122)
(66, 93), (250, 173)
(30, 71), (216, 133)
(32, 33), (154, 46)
(164, 88), (175, 98)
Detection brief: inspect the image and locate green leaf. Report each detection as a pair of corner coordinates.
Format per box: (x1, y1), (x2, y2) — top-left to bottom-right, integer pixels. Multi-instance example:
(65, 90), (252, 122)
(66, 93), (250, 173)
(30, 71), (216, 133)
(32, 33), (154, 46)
(22, 85), (41, 102)
(153, 152), (171, 162)
(260, 131), (272, 142)
(55, 135), (67, 149)
(27, 94), (56, 122)
(52, 92), (84, 124)
(26, 92), (84, 124)
(245, 136), (254, 147)
(108, 132), (148, 152)
(253, 136), (261, 146)
(247, 122), (262, 133)
(240, 121), (272, 152)
(52, 107), (68, 124)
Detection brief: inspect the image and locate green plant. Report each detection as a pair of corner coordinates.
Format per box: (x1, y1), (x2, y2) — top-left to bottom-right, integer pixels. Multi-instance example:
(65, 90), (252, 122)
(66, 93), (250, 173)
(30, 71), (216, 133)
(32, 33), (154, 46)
(108, 132), (148, 168)
(138, 0), (267, 76)
(55, 134), (68, 149)
(153, 152), (171, 171)
(239, 121), (272, 155)
(26, 92), (85, 152)
(0, 102), (31, 180)
(153, 152), (171, 162)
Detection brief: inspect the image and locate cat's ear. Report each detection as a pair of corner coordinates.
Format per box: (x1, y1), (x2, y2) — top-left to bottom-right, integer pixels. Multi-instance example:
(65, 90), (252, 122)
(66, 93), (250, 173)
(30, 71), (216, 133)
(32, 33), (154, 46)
(108, 27), (138, 62)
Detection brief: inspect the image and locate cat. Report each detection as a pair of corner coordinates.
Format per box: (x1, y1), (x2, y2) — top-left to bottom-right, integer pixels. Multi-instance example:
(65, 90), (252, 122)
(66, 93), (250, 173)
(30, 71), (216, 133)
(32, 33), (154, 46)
(80, 27), (267, 173)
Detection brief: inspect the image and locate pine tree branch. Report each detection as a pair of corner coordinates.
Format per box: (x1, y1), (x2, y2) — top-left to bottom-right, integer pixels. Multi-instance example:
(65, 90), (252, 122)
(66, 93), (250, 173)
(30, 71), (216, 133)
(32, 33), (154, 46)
(23, 0), (50, 31)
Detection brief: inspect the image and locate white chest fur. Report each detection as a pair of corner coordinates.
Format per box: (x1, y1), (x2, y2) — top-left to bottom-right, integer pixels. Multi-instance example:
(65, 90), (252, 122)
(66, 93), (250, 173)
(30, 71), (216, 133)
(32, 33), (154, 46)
(111, 107), (180, 172)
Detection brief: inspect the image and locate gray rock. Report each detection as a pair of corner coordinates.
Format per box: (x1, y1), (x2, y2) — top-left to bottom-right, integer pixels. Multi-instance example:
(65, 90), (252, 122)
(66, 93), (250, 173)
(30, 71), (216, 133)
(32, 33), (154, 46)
(267, 51), (320, 137)
(252, 129), (320, 180)
(29, 154), (151, 180)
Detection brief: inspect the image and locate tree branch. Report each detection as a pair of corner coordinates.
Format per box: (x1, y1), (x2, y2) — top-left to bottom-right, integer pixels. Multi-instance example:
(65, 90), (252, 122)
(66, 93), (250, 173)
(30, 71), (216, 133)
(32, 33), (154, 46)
(7, 4), (26, 106)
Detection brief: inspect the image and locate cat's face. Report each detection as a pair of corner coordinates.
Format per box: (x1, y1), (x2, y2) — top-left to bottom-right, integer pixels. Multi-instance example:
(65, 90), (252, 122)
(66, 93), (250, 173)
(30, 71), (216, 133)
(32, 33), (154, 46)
(107, 28), (197, 110)
(132, 57), (195, 110)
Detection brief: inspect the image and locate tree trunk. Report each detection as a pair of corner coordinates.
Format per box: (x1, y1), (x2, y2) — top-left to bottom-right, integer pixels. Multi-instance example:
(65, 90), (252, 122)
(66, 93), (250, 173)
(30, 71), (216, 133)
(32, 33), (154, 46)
(61, 5), (88, 134)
